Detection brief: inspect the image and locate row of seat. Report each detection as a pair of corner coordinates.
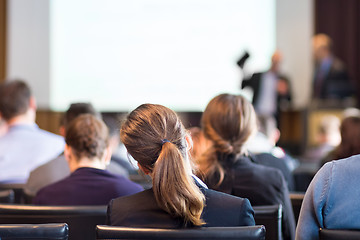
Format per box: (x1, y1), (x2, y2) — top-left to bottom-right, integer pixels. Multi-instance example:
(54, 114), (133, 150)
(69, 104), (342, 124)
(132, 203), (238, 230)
(0, 223), (358, 240)
(0, 204), (280, 240)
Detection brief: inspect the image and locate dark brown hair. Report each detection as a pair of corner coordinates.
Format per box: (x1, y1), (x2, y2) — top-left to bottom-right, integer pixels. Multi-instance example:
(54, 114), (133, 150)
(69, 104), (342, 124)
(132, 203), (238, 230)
(200, 94), (257, 185)
(65, 114), (109, 160)
(120, 104), (205, 226)
(333, 116), (360, 160)
(61, 102), (101, 127)
(0, 80), (31, 121)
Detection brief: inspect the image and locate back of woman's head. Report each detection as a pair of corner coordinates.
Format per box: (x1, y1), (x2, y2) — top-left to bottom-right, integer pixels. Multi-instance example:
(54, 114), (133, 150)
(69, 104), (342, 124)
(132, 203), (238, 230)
(334, 116), (360, 159)
(120, 104), (205, 226)
(200, 94), (257, 184)
(65, 114), (109, 160)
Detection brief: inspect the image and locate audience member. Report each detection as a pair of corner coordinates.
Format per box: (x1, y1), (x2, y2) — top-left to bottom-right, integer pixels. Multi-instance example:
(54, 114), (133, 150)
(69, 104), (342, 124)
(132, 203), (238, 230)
(187, 127), (212, 169)
(198, 93), (295, 240)
(301, 115), (340, 164)
(312, 33), (354, 99)
(256, 115), (299, 172)
(25, 103), (133, 197)
(107, 104), (255, 228)
(25, 103), (103, 196)
(33, 114), (143, 205)
(321, 115), (360, 166)
(102, 114), (137, 175)
(0, 80), (64, 183)
(296, 155), (360, 239)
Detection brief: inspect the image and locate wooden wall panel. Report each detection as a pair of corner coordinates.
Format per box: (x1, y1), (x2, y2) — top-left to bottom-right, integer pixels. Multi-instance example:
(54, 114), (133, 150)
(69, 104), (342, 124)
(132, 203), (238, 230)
(0, 0), (6, 81)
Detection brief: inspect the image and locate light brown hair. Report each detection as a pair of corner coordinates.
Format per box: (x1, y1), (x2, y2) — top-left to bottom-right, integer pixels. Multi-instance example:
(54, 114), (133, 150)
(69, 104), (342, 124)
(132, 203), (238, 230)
(120, 104), (205, 226)
(200, 94), (257, 185)
(65, 114), (109, 160)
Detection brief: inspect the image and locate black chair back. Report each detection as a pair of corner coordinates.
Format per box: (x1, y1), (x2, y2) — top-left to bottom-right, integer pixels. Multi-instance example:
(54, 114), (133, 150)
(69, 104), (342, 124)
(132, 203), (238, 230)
(0, 204), (107, 240)
(290, 192), (304, 224)
(253, 204), (282, 240)
(0, 223), (68, 240)
(0, 184), (25, 204)
(0, 190), (14, 204)
(319, 228), (360, 240)
(96, 225), (266, 240)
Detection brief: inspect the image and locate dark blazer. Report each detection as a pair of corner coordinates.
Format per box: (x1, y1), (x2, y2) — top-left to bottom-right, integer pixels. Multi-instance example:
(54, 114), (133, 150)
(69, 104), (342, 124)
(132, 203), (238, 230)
(242, 72), (292, 117)
(33, 167), (143, 206)
(313, 57), (354, 99)
(251, 152), (295, 191)
(242, 72), (263, 107)
(107, 181), (255, 228)
(203, 155), (295, 240)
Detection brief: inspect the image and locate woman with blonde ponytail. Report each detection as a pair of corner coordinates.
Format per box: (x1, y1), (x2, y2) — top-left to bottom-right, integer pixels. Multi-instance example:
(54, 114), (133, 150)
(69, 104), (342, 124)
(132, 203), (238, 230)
(198, 93), (295, 240)
(107, 103), (255, 228)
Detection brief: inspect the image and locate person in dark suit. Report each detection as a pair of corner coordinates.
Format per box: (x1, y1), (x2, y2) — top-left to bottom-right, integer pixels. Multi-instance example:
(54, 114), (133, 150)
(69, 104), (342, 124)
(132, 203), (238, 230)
(198, 94), (295, 240)
(241, 51), (292, 126)
(33, 114), (143, 205)
(312, 33), (354, 99)
(107, 104), (255, 228)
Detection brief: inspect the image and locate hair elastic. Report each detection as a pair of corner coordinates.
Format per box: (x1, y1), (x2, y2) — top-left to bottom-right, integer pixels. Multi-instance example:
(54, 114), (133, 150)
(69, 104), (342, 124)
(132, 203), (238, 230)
(161, 139), (171, 145)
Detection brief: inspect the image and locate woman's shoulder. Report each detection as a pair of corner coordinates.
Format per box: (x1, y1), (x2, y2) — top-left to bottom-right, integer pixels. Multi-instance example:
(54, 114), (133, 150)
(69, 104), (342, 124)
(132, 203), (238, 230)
(204, 187), (250, 205)
(111, 189), (153, 207)
(201, 188), (255, 227)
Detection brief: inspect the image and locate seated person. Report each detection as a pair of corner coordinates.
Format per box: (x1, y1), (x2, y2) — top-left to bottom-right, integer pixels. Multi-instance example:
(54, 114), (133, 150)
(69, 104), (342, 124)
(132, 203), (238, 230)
(33, 114), (143, 205)
(197, 93), (295, 240)
(296, 154), (360, 239)
(301, 115), (340, 165)
(321, 115), (360, 166)
(0, 80), (64, 183)
(25, 103), (129, 197)
(107, 104), (255, 228)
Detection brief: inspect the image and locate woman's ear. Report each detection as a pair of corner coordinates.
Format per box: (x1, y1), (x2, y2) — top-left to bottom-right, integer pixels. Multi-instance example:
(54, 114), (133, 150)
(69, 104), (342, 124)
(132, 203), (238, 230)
(103, 146), (112, 166)
(185, 134), (193, 152)
(138, 163), (150, 175)
(64, 144), (72, 163)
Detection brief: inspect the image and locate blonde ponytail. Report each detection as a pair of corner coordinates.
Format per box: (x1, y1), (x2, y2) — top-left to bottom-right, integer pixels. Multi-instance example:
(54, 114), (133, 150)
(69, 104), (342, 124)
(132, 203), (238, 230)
(152, 141), (205, 226)
(120, 103), (206, 226)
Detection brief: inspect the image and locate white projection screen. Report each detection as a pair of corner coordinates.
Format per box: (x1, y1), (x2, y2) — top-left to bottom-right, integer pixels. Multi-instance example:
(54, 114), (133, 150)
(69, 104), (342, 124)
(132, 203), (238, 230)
(9, 0), (276, 112)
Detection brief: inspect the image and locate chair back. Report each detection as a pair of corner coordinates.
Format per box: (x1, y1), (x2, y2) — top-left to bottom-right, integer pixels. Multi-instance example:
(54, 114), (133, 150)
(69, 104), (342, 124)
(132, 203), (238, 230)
(0, 223), (68, 240)
(0, 184), (25, 204)
(96, 225), (266, 240)
(319, 228), (360, 240)
(0, 190), (14, 204)
(0, 204), (107, 240)
(253, 204), (282, 240)
(293, 168), (316, 192)
(290, 192), (304, 224)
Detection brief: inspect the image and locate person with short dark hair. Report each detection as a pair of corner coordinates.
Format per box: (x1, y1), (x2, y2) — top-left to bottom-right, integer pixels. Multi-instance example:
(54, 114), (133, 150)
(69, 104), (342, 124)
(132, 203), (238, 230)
(0, 80), (64, 183)
(107, 104), (255, 228)
(33, 114), (143, 205)
(25, 102), (104, 196)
